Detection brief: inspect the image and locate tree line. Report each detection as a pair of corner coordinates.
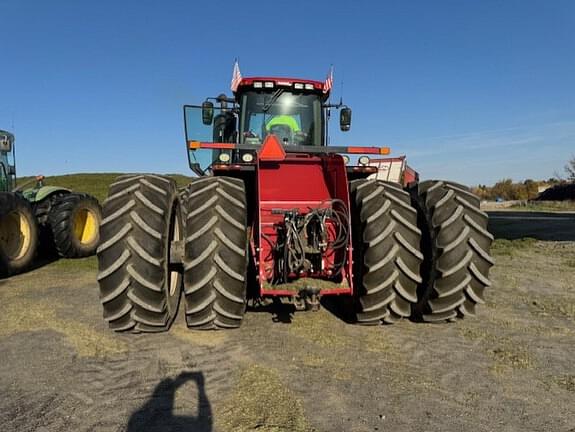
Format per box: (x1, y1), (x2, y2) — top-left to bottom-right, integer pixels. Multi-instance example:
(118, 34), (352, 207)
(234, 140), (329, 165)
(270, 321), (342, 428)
(471, 156), (574, 201)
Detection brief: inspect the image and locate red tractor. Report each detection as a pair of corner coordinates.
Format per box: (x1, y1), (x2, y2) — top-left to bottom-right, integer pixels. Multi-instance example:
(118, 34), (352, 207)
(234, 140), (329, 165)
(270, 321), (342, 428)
(96, 69), (494, 332)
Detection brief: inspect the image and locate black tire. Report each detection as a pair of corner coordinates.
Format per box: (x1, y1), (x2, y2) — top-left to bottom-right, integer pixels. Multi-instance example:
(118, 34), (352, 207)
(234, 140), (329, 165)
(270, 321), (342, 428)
(48, 193), (102, 258)
(97, 174), (183, 333)
(412, 180), (494, 321)
(0, 192), (39, 277)
(182, 176), (248, 330)
(178, 187), (189, 217)
(349, 179), (423, 324)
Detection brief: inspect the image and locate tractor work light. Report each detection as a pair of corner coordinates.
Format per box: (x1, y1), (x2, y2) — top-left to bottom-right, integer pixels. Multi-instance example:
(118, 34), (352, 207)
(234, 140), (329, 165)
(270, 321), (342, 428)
(294, 83), (304, 90)
(218, 152), (231, 163)
(253, 82), (263, 88)
(304, 83), (314, 90)
(264, 81), (274, 88)
(358, 156), (370, 166)
(242, 153), (254, 163)
(342, 155), (350, 164)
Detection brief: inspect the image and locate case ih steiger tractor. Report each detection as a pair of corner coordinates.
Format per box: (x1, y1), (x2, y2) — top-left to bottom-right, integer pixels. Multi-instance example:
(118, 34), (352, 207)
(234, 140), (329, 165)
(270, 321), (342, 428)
(0, 130), (102, 277)
(96, 68), (494, 332)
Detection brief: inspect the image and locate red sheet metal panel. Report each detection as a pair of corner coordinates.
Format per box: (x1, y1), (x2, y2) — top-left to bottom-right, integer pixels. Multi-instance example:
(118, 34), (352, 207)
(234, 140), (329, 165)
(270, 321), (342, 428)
(254, 153), (353, 297)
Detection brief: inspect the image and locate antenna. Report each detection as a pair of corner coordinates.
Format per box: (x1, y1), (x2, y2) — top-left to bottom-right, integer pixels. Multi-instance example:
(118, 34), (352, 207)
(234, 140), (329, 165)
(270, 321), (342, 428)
(339, 67), (344, 105)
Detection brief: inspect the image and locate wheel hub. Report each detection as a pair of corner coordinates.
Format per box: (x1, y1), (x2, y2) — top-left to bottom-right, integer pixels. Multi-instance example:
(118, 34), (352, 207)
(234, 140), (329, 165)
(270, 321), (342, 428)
(73, 208), (98, 245)
(0, 210), (31, 260)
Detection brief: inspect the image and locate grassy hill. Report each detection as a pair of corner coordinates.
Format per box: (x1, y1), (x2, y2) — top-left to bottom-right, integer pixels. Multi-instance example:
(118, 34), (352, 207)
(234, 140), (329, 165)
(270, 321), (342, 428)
(17, 173), (194, 202)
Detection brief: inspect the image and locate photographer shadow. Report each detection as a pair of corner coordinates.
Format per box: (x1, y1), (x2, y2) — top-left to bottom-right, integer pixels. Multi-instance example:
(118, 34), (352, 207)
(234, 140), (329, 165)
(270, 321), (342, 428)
(127, 371), (212, 432)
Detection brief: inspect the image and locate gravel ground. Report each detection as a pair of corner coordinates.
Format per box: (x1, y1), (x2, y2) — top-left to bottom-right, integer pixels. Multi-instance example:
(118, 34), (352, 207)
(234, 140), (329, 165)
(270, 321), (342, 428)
(1, 239), (574, 432)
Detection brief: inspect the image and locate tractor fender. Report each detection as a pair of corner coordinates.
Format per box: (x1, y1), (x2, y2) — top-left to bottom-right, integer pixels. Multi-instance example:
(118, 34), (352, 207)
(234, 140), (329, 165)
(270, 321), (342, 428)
(26, 185), (71, 203)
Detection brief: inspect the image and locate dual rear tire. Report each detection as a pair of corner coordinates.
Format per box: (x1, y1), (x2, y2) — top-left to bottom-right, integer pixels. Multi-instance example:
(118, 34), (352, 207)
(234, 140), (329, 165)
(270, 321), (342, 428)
(350, 179), (494, 324)
(97, 175), (248, 333)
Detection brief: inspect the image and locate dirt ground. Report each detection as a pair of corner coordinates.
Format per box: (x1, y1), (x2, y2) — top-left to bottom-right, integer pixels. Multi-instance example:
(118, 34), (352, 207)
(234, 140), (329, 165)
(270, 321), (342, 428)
(1, 239), (575, 431)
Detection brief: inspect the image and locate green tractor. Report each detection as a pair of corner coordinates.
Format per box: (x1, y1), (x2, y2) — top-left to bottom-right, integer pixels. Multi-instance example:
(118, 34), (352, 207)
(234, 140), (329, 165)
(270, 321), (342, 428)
(0, 129), (102, 277)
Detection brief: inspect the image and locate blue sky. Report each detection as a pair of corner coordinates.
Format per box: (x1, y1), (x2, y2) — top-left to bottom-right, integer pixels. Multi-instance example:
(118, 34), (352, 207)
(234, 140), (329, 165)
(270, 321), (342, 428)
(1, 0), (574, 185)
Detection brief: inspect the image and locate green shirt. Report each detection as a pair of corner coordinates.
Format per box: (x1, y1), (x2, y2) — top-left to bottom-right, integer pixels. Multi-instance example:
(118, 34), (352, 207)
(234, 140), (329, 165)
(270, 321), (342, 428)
(266, 115), (301, 132)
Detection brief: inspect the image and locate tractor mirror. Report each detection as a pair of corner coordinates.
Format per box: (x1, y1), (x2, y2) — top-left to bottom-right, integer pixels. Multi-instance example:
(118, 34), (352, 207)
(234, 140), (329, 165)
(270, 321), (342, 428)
(7, 165), (15, 176)
(0, 137), (12, 153)
(202, 101), (214, 125)
(340, 107), (352, 132)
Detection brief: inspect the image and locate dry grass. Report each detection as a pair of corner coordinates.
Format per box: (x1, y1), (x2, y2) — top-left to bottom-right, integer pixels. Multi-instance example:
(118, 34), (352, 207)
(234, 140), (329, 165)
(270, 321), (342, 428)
(490, 345), (534, 370)
(491, 238), (537, 256)
(170, 321), (228, 347)
(0, 261), (125, 357)
(459, 326), (498, 343)
(552, 375), (575, 392)
(460, 327), (535, 373)
(363, 329), (396, 353)
(216, 364), (312, 432)
(529, 296), (575, 320)
(288, 309), (349, 348)
(47, 256), (98, 273)
(0, 297), (126, 357)
(510, 200), (575, 212)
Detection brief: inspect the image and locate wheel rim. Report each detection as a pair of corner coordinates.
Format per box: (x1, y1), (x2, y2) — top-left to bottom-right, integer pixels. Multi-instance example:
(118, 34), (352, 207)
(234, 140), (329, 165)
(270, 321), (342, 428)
(73, 208), (98, 245)
(0, 210), (32, 260)
(168, 206), (182, 297)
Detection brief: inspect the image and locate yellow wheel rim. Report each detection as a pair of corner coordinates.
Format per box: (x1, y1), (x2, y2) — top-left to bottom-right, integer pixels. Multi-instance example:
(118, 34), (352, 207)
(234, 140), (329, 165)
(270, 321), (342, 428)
(0, 210), (32, 260)
(73, 208), (98, 245)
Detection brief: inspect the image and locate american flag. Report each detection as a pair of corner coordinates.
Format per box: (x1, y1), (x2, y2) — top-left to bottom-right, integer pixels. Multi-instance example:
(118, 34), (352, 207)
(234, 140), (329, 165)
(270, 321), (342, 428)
(231, 59), (242, 92)
(323, 65), (333, 94)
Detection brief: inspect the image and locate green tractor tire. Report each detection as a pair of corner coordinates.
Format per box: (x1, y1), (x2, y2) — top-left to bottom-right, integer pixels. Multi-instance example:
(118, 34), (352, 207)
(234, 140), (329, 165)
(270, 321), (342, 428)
(0, 192), (39, 277)
(48, 193), (102, 258)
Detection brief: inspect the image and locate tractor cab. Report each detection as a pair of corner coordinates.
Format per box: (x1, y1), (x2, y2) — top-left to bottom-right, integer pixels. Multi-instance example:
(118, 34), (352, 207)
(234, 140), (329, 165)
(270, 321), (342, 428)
(0, 130), (16, 192)
(184, 76), (352, 175)
(236, 77), (326, 147)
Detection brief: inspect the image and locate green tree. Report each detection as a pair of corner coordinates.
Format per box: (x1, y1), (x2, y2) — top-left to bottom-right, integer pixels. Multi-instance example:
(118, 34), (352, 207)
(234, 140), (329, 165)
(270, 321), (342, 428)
(491, 179), (514, 200)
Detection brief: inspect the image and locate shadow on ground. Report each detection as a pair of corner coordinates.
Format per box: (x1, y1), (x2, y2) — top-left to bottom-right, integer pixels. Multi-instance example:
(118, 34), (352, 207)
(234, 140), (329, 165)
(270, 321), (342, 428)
(0, 228), (66, 280)
(247, 299), (296, 324)
(487, 211), (575, 241)
(127, 372), (212, 432)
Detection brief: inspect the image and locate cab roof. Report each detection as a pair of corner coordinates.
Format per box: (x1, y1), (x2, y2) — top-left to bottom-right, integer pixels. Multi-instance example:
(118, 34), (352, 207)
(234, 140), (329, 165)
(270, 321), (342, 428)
(235, 77), (328, 95)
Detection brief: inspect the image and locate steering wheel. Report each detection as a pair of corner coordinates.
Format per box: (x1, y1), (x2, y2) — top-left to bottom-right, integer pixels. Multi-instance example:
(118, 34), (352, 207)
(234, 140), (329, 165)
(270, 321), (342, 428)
(269, 124), (294, 145)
